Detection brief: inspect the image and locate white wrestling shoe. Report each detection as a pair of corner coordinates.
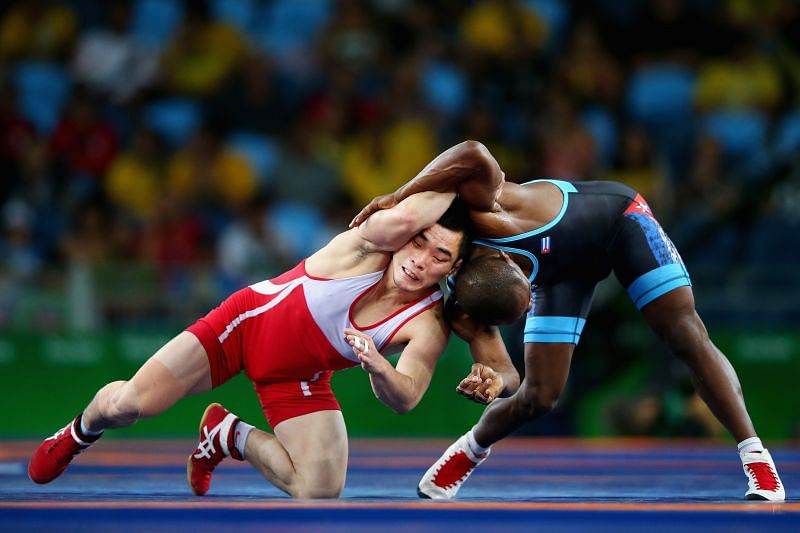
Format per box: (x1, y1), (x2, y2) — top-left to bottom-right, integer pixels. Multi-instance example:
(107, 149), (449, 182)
(741, 448), (785, 501)
(417, 434), (489, 499)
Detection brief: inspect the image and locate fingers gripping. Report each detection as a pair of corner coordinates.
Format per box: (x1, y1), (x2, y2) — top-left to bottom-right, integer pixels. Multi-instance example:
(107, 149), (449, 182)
(457, 363), (502, 404)
(344, 330), (379, 372)
(349, 194), (398, 228)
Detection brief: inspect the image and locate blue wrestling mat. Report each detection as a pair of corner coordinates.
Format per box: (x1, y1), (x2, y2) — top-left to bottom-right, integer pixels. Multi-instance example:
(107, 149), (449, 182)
(1, 438), (798, 531)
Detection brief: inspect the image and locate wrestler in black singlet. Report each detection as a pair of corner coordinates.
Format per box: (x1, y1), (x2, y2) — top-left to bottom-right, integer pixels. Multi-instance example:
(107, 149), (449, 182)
(472, 179), (691, 345)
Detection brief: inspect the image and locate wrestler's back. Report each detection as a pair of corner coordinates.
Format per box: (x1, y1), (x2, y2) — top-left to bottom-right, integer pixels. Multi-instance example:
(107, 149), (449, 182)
(470, 180), (640, 287)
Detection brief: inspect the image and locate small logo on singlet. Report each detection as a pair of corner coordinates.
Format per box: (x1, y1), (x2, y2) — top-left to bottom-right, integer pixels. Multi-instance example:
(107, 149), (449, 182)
(541, 236), (551, 254)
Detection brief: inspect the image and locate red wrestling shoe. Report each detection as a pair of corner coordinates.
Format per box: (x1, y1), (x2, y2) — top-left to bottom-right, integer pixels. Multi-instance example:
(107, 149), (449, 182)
(28, 415), (102, 484)
(417, 434), (490, 499)
(187, 403), (242, 496)
(741, 449), (785, 501)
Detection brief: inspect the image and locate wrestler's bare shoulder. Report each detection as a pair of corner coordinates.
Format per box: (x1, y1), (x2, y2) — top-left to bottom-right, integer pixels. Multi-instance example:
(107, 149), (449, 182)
(305, 228), (390, 279)
(470, 181), (564, 238)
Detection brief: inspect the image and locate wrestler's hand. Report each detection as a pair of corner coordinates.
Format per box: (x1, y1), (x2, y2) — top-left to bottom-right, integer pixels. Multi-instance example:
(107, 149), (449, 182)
(456, 363), (505, 404)
(344, 329), (387, 374)
(349, 193), (398, 228)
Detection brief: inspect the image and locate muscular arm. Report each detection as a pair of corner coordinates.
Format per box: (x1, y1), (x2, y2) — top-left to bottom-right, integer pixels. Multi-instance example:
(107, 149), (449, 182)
(465, 326), (520, 397)
(447, 301), (520, 400)
(357, 191), (456, 252)
(307, 190), (456, 276)
(351, 141), (504, 227)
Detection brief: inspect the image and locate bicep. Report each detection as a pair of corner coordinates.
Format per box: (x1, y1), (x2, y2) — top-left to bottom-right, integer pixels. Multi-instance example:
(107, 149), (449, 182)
(455, 141), (505, 211)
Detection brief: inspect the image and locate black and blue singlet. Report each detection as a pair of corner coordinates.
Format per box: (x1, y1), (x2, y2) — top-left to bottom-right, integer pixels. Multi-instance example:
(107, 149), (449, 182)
(473, 179), (691, 345)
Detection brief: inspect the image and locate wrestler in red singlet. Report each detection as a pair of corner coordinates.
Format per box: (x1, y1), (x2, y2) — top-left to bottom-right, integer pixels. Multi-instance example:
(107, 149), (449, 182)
(187, 260), (441, 427)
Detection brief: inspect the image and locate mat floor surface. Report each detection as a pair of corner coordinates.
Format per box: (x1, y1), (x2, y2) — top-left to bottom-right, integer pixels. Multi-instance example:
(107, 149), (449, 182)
(1, 438), (798, 532)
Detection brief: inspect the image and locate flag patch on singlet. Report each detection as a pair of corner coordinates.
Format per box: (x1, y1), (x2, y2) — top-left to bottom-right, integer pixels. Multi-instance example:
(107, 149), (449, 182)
(624, 193), (654, 219)
(541, 236), (551, 254)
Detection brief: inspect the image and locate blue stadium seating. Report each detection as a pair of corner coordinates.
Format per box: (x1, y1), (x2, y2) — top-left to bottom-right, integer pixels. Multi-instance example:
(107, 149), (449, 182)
(581, 106), (618, 168)
(13, 62), (71, 134)
(227, 131), (280, 184)
(130, 0), (184, 50)
(626, 65), (695, 127)
(701, 110), (767, 162)
(143, 98), (202, 147)
(422, 61), (468, 116)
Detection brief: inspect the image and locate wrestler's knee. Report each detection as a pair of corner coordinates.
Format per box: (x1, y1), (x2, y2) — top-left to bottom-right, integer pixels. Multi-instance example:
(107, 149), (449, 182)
(290, 484), (343, 499)
(288, 474), (344, 499)
(516, 381), (562, 419)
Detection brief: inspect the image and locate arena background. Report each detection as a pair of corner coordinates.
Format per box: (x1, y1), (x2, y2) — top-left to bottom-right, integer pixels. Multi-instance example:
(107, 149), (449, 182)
(0, 0), (798, 443)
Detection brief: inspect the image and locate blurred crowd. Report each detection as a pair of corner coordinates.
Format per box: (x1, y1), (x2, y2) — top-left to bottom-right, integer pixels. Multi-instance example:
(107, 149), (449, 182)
(1, 0), (800, 333)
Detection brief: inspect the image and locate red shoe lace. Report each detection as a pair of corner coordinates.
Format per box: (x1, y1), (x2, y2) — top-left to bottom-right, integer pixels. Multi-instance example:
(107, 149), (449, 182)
(746, 462), (780, 491)
(431, 451), (476, 489)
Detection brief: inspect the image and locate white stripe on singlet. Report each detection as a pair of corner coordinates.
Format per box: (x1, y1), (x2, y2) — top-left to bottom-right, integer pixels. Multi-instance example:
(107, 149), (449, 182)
(217, 277), (305, 343)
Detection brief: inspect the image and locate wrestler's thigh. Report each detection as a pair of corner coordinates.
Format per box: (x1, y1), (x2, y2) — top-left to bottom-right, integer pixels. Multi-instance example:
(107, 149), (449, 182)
(274, 410), (348, 495)
(129, 331), (212, 412)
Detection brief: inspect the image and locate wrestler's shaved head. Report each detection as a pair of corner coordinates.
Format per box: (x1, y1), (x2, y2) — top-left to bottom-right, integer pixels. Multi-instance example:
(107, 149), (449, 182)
(454, 254), (531, 324)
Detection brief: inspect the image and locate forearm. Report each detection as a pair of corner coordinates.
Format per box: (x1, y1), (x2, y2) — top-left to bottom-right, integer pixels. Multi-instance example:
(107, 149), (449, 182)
(358, 191), (456, 251)
(469, 328), (520, 397)
(392, 140), (504, 211)
(368, 368), (420, 414)
(492, 362), (521, 397)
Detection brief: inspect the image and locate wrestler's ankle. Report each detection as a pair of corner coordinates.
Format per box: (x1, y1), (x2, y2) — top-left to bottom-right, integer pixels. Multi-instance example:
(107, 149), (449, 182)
(232, 420), (254, 460)
(466, 428), (491, 457)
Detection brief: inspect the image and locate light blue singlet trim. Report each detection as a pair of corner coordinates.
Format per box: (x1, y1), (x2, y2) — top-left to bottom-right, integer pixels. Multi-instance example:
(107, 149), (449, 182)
(627, 263), (692, 310)
(471, 241), (540, 282)
(524, 316), (587, 345)
(470, 179), (575, 282)
(480, 179), (577, 244)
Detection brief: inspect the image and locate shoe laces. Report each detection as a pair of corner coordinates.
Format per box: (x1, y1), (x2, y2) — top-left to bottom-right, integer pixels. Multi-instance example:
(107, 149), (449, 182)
(746, 461), (780, 491)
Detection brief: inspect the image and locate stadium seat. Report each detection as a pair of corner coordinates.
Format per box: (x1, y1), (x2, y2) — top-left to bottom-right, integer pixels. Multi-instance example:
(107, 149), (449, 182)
(226, 131), (280, 185)
(523, 0), (569, 51)
(130, 0), (184, 50)
(701, 110), (767, 162)
(421, 61), (468, 116)
(143, 98), (202, 147)
(626, 65), (696, 127)
(13, 62), (71, 134)
(209, 0), (256, 34)
(268, 201), (332, 261)
(581, 106), (618, 168)
(254, 0), (332, 56)
(773, 110), (800, 157)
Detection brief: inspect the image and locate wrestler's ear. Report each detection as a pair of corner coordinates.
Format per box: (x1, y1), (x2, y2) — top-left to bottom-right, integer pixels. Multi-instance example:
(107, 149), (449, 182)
(449, 258), (463, 275)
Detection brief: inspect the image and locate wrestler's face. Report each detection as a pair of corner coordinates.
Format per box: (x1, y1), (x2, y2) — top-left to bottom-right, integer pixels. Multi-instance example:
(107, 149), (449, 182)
(392, 224), (463, 292)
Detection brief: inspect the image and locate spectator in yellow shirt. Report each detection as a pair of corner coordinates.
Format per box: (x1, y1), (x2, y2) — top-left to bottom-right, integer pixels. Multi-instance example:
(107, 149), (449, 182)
(166, 126), (258, 210)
